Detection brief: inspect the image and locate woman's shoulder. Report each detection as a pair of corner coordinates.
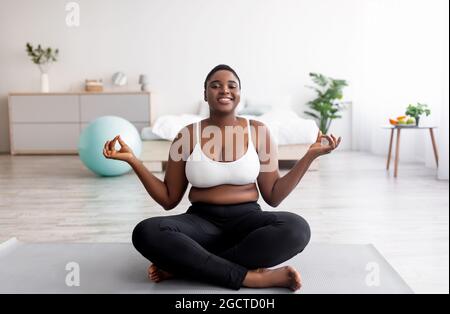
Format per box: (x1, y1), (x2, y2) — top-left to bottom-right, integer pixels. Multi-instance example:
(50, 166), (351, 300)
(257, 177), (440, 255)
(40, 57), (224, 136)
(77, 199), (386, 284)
(249, 118), (265, 127)
(172, 123), (195, 140)
(248, 118), (269, 135)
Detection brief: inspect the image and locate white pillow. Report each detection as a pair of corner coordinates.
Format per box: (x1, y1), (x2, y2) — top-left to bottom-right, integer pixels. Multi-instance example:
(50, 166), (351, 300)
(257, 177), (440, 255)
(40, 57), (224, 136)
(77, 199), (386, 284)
(237, 98), (246, 113)
(239, 104), (272, 116)
(151, 109), (319, 144)
(256, 109), (319, 145)
(151, 114), (202, 140)
(246, 96), (273, 108)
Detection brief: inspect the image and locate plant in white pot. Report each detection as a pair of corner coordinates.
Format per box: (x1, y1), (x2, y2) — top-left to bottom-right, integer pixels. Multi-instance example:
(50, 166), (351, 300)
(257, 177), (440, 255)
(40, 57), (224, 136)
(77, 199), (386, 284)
(26, 43), (59, 93)
(405, 103), (431, 126)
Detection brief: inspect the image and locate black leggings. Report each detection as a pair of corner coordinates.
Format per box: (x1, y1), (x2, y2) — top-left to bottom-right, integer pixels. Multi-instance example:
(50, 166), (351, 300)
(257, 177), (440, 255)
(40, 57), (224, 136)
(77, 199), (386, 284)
(132, 201), (311, 290)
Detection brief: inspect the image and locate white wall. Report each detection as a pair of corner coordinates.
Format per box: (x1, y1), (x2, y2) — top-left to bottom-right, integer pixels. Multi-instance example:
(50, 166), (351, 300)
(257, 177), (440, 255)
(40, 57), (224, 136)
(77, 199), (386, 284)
(0, 0), (361, 153)
(0, 0), (448, 178)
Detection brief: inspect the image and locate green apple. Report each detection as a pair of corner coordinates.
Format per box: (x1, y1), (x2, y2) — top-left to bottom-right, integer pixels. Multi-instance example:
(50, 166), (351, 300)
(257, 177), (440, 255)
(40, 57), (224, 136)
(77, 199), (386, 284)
(406, 117), (416, 125)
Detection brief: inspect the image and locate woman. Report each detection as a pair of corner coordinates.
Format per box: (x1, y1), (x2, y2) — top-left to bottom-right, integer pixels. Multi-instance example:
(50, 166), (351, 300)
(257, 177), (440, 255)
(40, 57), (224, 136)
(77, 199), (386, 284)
(103, 64), (341, 291)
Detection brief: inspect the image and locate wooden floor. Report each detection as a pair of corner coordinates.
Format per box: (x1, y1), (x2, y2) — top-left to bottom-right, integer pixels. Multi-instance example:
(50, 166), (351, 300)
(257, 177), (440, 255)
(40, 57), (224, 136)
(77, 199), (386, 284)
(0, 151), (448, 294)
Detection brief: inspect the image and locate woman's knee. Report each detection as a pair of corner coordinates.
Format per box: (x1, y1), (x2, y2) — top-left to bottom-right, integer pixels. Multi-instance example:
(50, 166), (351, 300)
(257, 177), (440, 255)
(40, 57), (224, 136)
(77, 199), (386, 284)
(131, 217), (162, 252)
(276, 212), (311, 253)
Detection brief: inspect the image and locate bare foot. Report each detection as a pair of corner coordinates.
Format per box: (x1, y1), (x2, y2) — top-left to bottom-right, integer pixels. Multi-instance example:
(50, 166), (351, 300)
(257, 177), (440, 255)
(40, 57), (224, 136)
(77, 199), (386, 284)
(147, 265), (267, 283)
(148, 264), (174, 283)
(243, 266), (302, 291)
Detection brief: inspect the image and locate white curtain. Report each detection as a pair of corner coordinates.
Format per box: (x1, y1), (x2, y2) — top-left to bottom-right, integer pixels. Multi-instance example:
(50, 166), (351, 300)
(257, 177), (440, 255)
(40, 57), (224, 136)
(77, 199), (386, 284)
(438, 0), (449, 180)
(352, 0), (449, 181)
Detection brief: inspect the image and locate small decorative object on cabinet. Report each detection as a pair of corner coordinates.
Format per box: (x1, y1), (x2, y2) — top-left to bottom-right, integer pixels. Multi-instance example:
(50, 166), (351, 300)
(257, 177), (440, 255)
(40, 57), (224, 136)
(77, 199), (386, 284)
(112, 72), (127, 86)
(85, 79), (103, 92)
(139, 74), (149, 92)
(25, 43), (59, 93)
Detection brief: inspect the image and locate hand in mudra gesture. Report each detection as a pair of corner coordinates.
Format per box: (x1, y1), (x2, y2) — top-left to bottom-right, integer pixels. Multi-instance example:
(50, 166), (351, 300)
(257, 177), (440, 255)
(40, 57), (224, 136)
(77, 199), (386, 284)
(103, 135), (135, 163)
(308, 131), (342, 158)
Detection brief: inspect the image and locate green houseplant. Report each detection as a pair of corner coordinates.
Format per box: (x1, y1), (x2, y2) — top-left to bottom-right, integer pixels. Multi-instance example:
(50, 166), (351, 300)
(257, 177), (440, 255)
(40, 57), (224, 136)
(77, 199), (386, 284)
(405, 103), (430, 126)
(304, 73), (348, 134)
(26, 43), (59, 93)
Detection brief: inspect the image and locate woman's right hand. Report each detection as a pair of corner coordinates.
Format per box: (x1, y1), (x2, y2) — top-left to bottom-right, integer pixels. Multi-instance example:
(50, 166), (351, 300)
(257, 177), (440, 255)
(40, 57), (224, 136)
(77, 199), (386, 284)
(307, 131), (341, 158)
(103, 135), (136, 163)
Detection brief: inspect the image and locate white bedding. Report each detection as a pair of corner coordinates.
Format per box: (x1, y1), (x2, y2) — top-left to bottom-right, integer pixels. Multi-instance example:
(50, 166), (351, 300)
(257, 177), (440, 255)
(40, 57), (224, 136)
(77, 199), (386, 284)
(143, 109), (319, 145)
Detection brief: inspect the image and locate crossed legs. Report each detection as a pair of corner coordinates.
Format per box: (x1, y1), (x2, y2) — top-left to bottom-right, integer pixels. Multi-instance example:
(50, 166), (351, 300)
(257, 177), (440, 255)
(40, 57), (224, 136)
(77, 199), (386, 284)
(132, 208), (310, 290)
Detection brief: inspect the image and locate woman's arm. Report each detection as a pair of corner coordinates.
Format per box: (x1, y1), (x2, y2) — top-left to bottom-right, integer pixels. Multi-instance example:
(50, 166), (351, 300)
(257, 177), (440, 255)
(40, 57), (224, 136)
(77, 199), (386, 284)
(128, 154), (188, 211)
(253, 121), (341, 207)
(104, 125), (193, 210)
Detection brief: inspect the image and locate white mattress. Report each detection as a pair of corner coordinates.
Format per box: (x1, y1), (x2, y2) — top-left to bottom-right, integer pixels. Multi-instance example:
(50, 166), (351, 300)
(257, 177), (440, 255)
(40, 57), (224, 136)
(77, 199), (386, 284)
(141, 109), (318, 145)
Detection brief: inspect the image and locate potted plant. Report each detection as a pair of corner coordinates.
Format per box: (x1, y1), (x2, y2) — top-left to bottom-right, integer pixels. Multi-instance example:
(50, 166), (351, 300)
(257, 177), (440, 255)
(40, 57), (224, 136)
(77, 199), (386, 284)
(304, 73), (348, 134)
(26, 43), (59, 93)
(405, 103), (430, 126)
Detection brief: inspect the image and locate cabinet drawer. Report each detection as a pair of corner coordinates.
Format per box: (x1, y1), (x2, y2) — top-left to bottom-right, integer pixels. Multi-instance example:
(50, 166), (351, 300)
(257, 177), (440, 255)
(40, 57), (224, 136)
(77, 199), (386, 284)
(80, 94), (150, 123)
(9, 95), (79, 122)
(11, 123), (79, 153)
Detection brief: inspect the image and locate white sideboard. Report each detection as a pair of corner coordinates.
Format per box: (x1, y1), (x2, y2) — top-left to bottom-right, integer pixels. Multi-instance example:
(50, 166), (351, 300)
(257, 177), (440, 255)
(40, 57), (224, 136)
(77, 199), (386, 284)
(8, 92), (153, 155)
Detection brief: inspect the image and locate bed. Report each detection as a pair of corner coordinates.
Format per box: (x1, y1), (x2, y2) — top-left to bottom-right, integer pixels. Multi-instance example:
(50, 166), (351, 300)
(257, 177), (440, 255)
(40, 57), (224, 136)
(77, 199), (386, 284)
(140, 108), (320, 172)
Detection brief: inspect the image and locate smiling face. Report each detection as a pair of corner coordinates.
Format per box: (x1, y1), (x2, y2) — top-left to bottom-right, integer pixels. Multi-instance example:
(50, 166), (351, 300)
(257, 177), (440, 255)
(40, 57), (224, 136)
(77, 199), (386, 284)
(204, 70), (241, 115)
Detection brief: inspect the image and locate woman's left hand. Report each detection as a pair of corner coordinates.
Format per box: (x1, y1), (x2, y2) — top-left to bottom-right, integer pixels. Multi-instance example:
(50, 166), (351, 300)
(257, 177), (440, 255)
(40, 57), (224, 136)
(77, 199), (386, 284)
(307, 131), (342, 158)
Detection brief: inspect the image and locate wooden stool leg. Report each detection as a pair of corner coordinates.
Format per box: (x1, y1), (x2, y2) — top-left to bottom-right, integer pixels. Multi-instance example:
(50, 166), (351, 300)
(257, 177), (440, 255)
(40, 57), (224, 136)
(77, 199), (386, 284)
(387, 128), (394, 170)
(429, 128), (439, 167)
(394, 128), (401, 178)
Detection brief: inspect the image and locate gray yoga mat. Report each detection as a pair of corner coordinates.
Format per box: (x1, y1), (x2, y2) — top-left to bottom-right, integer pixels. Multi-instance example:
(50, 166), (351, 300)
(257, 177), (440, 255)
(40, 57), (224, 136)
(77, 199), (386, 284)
(0, 238), (413, 294)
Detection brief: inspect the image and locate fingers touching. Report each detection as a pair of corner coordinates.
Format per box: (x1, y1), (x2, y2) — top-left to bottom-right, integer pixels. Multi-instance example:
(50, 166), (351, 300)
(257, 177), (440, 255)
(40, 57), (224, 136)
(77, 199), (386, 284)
(103, 135), (121, 159)
(117, 135), (126, 147)
(319, 133), (342, 153)
(316, 130), (322, 143)
(322, 134), (335, 149)
(103, 140), (111, 158)
(109, 135), (119, 151)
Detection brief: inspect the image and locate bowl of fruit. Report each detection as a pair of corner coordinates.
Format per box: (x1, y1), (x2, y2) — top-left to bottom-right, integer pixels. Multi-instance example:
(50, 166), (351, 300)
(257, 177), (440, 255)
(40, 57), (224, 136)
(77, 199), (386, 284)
(389, 116), (416, 127)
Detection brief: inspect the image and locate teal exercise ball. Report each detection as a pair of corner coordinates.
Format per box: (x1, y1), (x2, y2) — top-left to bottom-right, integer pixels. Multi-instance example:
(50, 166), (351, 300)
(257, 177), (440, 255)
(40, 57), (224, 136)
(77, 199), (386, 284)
(78, 116), (142, 177)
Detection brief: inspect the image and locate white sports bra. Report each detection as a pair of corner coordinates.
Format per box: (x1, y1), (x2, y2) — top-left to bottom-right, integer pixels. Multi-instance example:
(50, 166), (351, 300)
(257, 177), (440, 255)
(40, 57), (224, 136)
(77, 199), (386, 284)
(185, 118), (261, 188)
